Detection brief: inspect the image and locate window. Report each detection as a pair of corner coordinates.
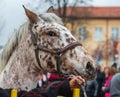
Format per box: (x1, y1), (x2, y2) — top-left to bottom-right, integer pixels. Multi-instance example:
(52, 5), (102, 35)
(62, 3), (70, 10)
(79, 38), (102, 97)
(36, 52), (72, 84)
(111, 28), (119, 41)
(94, 27), (103, 41)
(78, 27), (86, 40)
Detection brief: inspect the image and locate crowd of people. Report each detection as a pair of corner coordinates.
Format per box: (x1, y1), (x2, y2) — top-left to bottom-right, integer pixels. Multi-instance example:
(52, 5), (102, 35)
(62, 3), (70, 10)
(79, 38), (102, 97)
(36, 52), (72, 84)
(83, 62), (118, 97)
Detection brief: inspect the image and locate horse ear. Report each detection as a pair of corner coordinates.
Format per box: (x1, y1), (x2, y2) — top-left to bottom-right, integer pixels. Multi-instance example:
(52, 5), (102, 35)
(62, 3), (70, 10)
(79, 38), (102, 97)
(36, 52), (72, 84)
(47, 6), (54, 13)
(23, 5), (39, 24)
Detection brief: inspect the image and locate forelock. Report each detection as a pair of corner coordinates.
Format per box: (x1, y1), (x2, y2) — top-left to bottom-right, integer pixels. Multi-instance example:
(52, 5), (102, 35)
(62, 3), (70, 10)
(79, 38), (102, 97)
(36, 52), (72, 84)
(39, 13), (64, 25)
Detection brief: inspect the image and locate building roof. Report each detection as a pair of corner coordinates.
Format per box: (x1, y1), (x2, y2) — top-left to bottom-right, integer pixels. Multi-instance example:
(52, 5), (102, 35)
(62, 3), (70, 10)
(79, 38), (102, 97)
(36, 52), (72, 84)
(56, 7), (120, 19)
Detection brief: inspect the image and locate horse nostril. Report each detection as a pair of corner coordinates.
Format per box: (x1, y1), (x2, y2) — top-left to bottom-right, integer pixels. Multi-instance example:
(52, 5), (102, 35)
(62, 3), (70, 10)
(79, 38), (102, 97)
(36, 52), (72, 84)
(86, 62), (93, 69)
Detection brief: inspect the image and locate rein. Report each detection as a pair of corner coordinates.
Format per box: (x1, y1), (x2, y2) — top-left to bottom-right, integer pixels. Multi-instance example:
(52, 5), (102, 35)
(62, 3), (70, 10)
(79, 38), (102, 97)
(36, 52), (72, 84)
(29, 24), (82, 77)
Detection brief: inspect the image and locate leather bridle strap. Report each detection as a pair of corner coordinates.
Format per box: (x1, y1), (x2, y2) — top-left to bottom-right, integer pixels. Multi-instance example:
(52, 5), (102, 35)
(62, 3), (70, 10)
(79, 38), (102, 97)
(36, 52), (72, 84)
(29, 24), (82, 77)
(29, 24), (43, 69)
(37, 42), (82, 54)
(37, 42), (82, 77)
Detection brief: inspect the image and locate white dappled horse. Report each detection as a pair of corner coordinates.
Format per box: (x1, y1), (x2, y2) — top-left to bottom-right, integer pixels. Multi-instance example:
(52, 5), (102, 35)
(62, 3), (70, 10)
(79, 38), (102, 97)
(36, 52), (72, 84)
(0, 7), (96, 90)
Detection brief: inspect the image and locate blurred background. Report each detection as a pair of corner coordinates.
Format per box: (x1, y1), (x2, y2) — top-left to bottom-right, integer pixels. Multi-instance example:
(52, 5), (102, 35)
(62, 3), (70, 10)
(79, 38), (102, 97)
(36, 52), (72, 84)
(0, 0), (120, 67)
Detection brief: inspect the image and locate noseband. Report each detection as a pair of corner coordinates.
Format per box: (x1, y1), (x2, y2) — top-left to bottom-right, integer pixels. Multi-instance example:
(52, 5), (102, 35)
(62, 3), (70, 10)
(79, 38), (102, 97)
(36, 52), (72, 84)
(29, 24), (82, 77)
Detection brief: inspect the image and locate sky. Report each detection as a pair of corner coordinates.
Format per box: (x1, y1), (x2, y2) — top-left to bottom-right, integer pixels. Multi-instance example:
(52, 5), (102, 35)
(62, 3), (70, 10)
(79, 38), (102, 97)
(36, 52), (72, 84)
(0, 0), (120, 46)
(93, 0), (120, 6)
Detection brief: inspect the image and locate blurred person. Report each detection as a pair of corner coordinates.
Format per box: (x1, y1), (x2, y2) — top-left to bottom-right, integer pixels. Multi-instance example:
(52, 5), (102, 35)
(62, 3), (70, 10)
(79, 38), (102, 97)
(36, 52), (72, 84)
(111, 62), (117, 72)
(109, 72), (120, 97)
(36, 71), (60, 88)
(112, 63), (117, 68)
(36, 72), (47, 88)
(104, 66), (110, 78)
(86, 78), (98, 97)
(96, 65), (105, 97)
(36, 74), (42, 88)
(102, 66), (117, 97)
(117, 66), (120, 72)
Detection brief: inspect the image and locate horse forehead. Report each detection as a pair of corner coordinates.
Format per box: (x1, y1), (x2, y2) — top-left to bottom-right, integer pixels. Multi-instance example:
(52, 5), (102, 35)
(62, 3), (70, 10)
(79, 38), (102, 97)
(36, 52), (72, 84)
(37, 22), (64, 32)
(54, 23), (76, 40)
(39, 23), (75, 38)
(52, 23), (71, 34)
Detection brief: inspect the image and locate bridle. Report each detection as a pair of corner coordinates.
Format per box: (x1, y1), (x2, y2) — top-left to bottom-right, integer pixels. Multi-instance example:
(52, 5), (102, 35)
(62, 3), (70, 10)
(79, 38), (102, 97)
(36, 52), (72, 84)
(29, 24), (82, 77)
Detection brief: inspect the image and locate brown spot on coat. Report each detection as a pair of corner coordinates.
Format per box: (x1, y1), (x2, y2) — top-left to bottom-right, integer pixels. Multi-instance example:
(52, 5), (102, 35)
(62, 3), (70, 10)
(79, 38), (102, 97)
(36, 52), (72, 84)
(4, 71), (6, 74)
(48, 57), (51, 60)
(66, 38), (70, 43)
(65, 33), (69, 37)
(70, 38), (74, 41)
(47, 60), (55, 68)
(27, 67), (30, 72)
(34, 25), (38, 29)
(48, 41), (53, 47)
(70, 53), (73, 58)
(61, 43), (64, 47)
(84, 51), (88, 55)
(43, 55), (48, 60)
(13, 75), (19, 81)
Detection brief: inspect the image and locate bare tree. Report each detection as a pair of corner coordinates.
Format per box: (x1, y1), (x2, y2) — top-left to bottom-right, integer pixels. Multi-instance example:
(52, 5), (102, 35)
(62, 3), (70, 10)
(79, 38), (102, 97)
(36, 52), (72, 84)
(93, 39), (119, 65)
(45, 0), (92, 22)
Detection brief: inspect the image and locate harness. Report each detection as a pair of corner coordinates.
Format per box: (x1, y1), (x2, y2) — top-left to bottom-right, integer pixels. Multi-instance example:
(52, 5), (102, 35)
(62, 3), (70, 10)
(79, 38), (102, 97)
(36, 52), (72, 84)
(29, 24), (82, 77)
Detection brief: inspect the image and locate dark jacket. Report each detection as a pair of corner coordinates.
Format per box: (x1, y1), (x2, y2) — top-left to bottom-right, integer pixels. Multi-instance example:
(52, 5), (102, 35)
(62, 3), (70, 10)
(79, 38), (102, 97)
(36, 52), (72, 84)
(96, 70), (105, 97)
(85, 79), (98, 97)
(110, 73), (120, 97)
(0, 79), (72, 97)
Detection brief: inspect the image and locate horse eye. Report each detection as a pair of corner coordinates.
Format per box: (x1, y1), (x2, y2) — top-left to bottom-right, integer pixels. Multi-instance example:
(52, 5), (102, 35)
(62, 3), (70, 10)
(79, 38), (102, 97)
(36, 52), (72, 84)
(46, 31), (57, 37)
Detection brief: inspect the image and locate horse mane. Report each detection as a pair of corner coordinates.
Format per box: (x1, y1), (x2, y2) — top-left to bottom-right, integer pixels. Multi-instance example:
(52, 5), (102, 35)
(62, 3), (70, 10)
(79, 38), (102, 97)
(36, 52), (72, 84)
(0, 12), (63, 73)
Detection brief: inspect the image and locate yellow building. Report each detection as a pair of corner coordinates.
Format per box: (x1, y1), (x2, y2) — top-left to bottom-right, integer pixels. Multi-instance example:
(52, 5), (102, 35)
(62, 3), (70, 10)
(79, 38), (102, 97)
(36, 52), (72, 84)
(65, 7), (120, 66)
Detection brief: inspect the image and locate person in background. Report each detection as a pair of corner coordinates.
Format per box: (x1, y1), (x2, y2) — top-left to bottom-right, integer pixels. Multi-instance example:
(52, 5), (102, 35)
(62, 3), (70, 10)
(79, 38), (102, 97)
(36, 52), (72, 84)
(102, 67), (111, 97)
(96, 65), (105, 97)
(85, 78), (98, 97)
(104, 67), (110, 79)
(109, 72), (120, 97)
(117, 66), (120, 72)
(102, 66), (117, 97)
(111, 62), (117, 72)
(36, 74), (42, 88)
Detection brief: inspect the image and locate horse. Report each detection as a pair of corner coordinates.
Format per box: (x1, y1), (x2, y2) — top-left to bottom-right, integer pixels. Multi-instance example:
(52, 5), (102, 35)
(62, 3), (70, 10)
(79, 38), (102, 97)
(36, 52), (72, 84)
(0, 6), (96, 91)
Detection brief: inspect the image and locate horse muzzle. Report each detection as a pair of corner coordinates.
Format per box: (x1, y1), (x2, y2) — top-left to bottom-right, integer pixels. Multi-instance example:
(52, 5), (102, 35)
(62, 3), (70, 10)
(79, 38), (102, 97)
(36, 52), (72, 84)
(84, 62), (97, 80)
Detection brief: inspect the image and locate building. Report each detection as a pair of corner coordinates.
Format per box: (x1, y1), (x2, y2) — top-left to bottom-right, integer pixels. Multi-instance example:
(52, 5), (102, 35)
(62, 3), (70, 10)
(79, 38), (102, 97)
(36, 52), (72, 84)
(58, 7), (120, 66)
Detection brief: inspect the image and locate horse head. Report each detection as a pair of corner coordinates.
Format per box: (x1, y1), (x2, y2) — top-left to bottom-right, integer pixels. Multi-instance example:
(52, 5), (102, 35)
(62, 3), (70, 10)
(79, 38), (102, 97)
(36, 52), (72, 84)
(24, 6), (96, 80)
(0, 6), (97, 90)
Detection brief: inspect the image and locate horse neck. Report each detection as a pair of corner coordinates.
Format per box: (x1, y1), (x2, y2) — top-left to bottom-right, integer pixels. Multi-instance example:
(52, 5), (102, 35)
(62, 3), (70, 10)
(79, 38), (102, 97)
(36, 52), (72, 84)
(12, 33), (39, 75)
(0, 32), (40, 90)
